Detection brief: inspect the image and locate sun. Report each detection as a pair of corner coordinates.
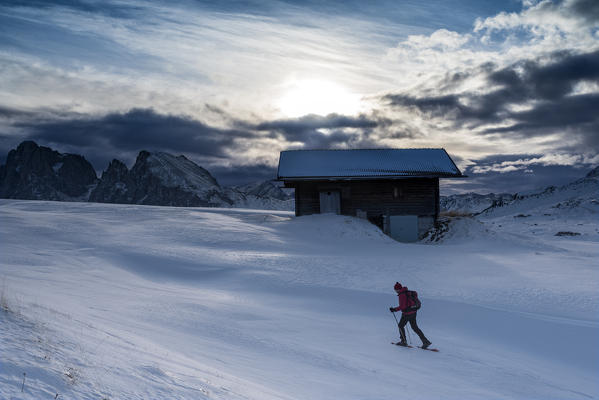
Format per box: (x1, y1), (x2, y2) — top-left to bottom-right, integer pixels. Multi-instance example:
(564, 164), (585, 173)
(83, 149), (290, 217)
(277, 79), (361, 118)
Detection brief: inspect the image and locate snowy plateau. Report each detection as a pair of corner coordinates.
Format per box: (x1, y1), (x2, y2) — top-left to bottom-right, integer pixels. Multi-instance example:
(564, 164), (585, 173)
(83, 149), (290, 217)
(1, 169), (598, 400)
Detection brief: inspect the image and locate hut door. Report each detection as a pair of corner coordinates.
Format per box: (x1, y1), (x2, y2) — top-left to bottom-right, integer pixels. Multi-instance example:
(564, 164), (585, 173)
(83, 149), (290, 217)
(319, 191), (340, 214)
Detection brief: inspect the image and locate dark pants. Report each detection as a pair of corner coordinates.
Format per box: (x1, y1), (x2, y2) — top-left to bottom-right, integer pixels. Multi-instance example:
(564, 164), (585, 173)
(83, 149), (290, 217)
(399, 312), (429, 344)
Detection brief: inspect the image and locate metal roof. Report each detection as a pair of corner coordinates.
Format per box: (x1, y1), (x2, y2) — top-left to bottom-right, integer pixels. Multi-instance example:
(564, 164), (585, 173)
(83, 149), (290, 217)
(277, 149), (463, 180)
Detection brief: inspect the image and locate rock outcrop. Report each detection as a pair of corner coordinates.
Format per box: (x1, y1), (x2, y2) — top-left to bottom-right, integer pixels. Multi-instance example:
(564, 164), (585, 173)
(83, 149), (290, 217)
(90, 150), (233, 207)
(0, 141), (97, 200)
(0, 141), (294, 209)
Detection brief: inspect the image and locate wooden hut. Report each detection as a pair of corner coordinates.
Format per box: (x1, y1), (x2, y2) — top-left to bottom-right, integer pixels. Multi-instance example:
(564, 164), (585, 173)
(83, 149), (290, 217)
(277, 148), (464, 241)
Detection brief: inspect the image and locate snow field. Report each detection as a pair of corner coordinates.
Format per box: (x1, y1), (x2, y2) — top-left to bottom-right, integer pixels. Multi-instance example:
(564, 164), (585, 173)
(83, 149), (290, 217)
(1, 199), (598, 399)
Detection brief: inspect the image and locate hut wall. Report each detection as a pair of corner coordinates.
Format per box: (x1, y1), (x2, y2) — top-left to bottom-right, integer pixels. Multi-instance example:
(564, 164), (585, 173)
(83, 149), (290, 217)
(290, 178), (439, 218)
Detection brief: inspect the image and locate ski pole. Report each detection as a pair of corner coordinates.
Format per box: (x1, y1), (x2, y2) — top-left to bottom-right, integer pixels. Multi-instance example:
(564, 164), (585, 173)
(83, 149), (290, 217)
(391, 311), (402, 339)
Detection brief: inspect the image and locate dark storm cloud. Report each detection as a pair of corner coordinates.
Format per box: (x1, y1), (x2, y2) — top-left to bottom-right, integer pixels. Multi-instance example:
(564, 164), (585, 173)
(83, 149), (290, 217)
(0, 108), (261, 171)
(386, 94), (480, 120)
(253, 113), (385, 148)
(255, 113), (379, 134)
(17, 108), (253, 156)
(2, 108), (391, 176)
(210, 163), (279, 186)
(567, 0), (599, 24)
(384, 50), (599, 146)
(0, 106), (34, 119)
(484, 93), (599, 135)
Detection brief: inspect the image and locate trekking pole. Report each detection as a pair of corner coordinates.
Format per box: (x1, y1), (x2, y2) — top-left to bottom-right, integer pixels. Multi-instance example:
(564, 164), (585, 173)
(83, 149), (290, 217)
(393, 312), (402, 340)
(391, 311), (402, 338)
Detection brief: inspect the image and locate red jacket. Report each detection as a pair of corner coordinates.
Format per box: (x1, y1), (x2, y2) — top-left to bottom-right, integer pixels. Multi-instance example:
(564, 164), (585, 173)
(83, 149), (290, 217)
(391, 287), (416, 315)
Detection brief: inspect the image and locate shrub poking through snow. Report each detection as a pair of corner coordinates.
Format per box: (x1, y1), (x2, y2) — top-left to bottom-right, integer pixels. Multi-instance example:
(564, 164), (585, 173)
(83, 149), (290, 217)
(555, 231), (581, 236)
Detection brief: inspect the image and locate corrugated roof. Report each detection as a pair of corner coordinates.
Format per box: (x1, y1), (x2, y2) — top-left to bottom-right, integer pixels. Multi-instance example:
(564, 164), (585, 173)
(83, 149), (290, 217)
(277, 149), (463, 180)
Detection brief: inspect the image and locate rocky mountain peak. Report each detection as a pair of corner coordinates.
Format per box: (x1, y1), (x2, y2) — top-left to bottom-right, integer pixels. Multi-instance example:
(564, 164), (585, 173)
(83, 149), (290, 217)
(16, 140), (38, 153)
(136, 150), (151, 163)
(90, 149), (231, 207)
(0, 140), (97, 200)
(234, 180), (291, 201)
(1, 141), (292, 210)
(104, 159), (128, 176)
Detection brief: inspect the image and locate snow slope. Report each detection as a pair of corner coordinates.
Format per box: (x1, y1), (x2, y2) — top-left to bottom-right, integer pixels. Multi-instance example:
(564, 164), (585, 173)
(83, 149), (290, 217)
(1, 200), (597, 399)
(440, 192), (513, 214)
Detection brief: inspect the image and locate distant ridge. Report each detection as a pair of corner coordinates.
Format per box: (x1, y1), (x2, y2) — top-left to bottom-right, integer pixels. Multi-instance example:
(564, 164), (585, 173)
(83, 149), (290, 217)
(440, 166), (599, 216)
(0, 141), (293, 210)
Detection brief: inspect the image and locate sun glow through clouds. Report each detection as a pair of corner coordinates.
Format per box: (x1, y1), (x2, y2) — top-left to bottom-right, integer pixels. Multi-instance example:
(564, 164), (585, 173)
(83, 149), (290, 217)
(277, 79), (361, 117)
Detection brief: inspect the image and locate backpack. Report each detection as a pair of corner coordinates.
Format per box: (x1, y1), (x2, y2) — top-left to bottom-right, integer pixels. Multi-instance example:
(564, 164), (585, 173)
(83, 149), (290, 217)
(406, 290), (421, 311)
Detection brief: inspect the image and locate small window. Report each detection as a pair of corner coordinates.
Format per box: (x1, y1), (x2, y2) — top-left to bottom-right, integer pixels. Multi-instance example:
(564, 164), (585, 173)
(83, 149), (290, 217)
(393, 187), (400, 198)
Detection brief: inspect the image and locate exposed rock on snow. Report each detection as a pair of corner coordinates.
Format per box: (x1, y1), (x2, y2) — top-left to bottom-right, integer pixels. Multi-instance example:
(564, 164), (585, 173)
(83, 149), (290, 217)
(440, 192), (513, 214)
(555, 231), (581, 236)
(225, 181), (294, 211)
(233, 180), (291, 201)
(422, 216), (496, 243)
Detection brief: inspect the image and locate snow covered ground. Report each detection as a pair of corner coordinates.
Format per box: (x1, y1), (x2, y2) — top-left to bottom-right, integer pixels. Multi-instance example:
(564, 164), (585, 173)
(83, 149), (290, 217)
(1, 199), (597, 399)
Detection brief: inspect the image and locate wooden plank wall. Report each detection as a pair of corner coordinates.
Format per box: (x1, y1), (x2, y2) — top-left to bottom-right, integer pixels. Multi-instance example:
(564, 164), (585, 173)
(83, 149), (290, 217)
(290, 178), (438, 217)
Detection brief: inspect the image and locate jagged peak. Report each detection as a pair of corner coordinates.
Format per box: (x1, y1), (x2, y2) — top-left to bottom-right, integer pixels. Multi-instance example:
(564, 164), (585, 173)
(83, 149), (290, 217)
(105, 159), (128, 173)
(17, 140), (39, 151)
(136, 150), (151, 162)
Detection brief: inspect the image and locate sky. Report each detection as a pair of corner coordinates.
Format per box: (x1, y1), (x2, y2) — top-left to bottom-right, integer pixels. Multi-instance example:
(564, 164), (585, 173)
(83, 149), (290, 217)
(0, 0), (598, 193)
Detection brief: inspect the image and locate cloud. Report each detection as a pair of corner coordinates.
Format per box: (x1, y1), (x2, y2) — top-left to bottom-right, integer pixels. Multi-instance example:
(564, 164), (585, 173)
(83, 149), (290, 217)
(384, 50), (599, 149)
(2, 108), (392, 184)
(209, 163), (279, 187)
(379, 1), (599, 194)
(19, 108), (253, 154)
(252, 113), (386, 149)
(470, 153), (599, 174)
(0, 0), (402, 120)
(0, 106), (32, 119)
(567, 0), (599, 24)
(2, 0), (140, 19)
(2, 0), (598, 191)
(441, 153), (598, 194)
(5, 108), (262, 171)
(474, 0), (599, 34)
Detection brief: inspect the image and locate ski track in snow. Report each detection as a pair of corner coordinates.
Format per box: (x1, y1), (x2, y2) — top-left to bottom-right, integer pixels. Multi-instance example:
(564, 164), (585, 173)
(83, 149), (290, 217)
(0, 199), (598, 399)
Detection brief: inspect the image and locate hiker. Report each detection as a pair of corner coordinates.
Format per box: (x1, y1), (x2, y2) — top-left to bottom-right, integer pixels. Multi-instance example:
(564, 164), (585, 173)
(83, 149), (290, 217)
(389, 282), (432, 349)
